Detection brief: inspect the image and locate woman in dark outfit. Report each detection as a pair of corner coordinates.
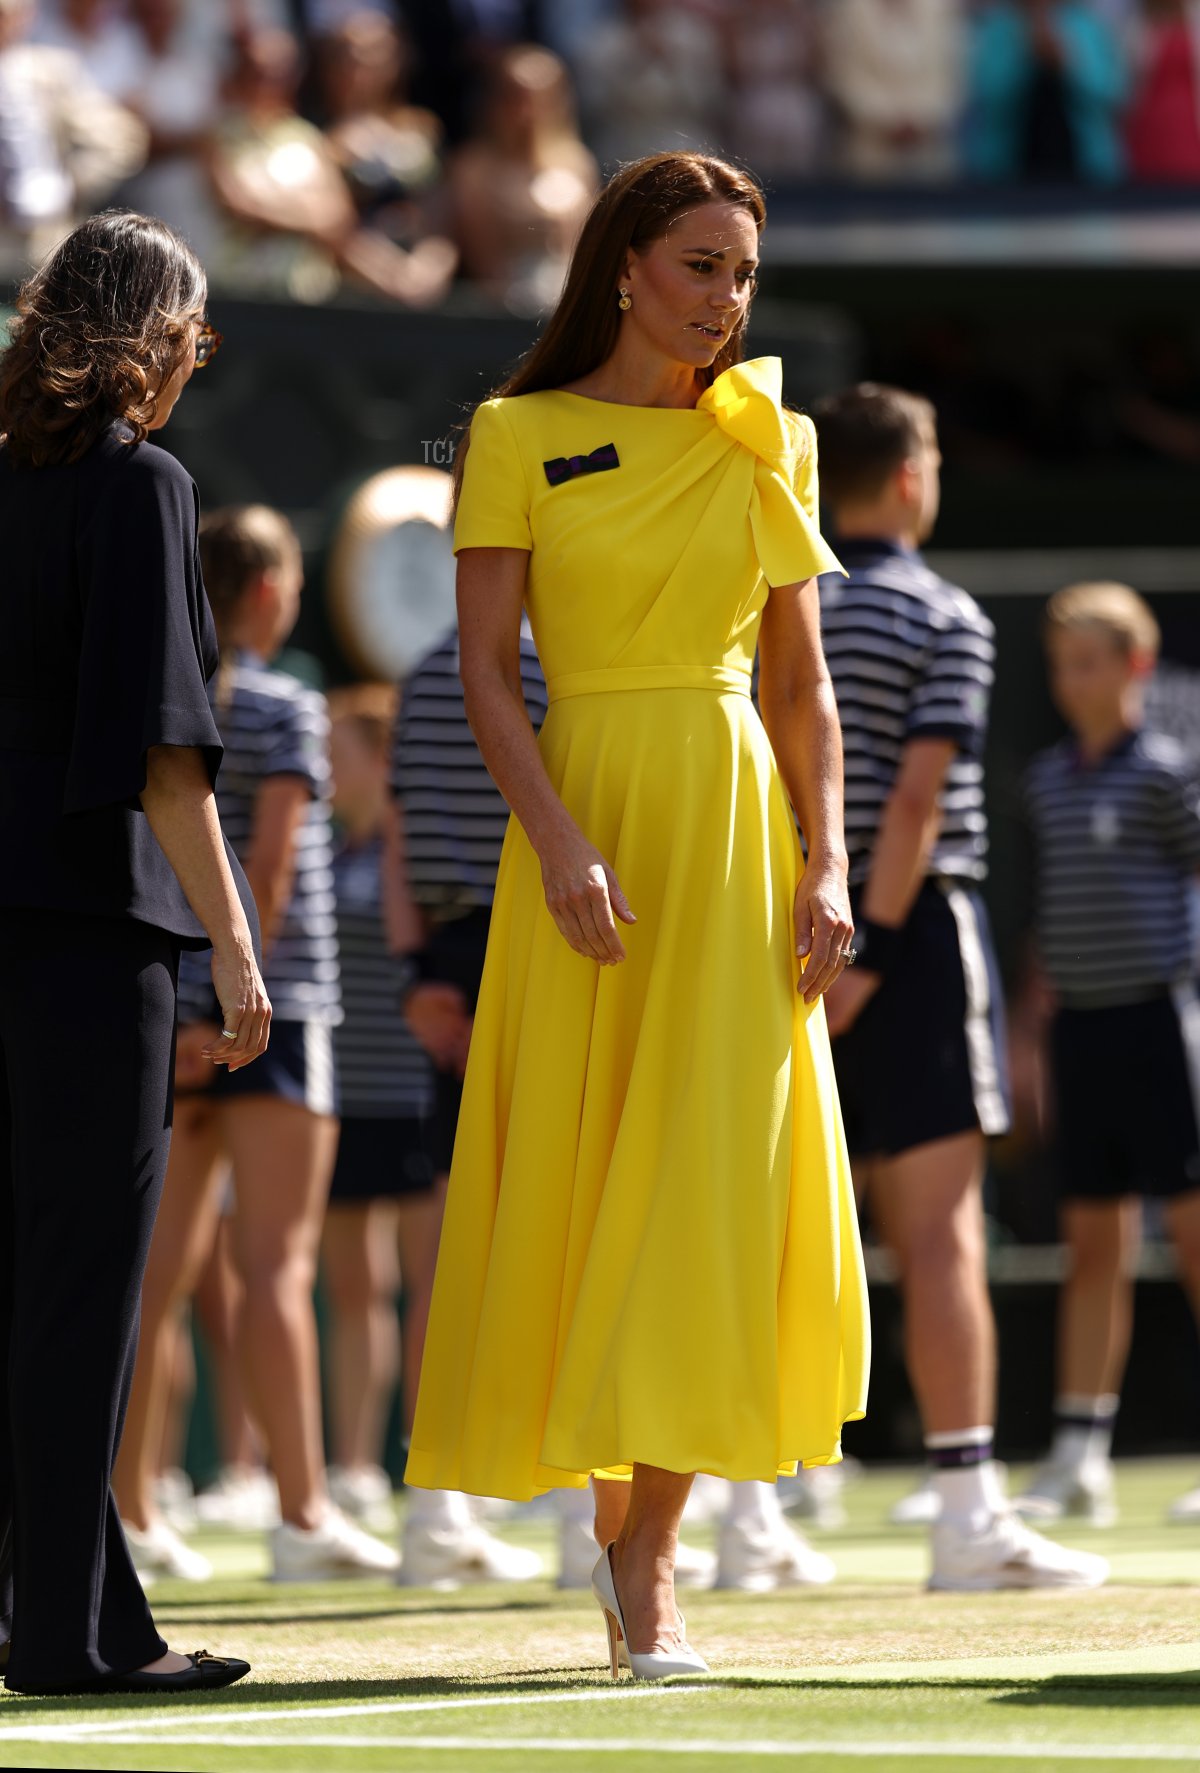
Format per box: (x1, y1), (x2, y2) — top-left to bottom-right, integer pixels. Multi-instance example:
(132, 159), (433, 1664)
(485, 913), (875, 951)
(0, 212), (269, 1695)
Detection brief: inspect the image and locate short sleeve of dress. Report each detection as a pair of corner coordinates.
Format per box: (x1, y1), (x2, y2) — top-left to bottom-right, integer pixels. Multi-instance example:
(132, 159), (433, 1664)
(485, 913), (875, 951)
(452, 399), (532, 555)
(65, 445), (222, 815)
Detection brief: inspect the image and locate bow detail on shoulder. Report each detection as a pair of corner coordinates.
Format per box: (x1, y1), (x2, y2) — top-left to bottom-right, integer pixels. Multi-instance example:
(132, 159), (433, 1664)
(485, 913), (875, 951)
(697, 357), (845, 587)
(543, 442), (620, 487)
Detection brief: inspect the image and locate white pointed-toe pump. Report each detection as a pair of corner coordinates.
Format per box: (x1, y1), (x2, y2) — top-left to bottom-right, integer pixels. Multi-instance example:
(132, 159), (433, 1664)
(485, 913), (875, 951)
(591, 1544), (709, 1680)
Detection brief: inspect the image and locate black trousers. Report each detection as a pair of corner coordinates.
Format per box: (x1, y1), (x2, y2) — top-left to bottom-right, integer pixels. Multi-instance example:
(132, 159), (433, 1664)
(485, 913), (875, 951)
(0, 909), (177, 1692)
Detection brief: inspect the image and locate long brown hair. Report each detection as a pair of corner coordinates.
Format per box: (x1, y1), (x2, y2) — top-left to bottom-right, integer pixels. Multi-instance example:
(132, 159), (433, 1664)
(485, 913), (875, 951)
(0, 211), (206, 469)
(450, 152), (766, 505)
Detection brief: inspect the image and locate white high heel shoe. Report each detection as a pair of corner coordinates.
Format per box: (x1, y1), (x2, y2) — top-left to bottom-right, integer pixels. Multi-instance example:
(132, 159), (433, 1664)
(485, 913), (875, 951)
(591, 1544), (709, 1680)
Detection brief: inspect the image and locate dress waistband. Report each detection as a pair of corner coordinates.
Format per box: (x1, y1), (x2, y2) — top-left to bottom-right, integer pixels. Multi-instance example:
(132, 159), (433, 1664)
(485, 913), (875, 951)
(0, 696), (73, 755)
(546, 665), (752, 703)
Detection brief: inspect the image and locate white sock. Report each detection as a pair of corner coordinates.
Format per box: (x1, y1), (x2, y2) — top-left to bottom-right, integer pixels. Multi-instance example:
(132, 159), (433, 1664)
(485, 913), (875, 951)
(724, 1480), (785, 1533)
(1051, 1394), (1118, 1468)
(404, 1487), (473, 1532)
(927, 1428), (1002, 1529)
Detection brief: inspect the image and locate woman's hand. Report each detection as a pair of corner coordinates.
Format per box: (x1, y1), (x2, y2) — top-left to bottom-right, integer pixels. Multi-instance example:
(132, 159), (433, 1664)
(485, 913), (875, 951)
(205, 941), (272, 1071)
(794, 850), (854, 1005)
(539, 827), (636, 964)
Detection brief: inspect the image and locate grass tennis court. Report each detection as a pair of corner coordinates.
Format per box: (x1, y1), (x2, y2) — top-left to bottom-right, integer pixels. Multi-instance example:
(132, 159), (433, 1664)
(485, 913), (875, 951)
(1, 1461), (1197, 1773)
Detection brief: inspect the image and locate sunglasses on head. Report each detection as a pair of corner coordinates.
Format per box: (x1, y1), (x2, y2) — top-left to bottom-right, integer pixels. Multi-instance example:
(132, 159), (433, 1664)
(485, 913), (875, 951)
(194, 320), (223, 369)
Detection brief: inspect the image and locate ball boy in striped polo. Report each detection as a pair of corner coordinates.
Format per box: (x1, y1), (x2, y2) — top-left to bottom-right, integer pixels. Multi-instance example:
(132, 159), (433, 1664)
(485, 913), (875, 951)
(815, 384), (1106, 1591)
(1015, 583), (1200, 1527)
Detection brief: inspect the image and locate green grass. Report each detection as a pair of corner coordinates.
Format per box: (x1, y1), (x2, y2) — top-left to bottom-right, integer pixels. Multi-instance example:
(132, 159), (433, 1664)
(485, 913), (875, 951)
(2, 1461), (1199, 1772)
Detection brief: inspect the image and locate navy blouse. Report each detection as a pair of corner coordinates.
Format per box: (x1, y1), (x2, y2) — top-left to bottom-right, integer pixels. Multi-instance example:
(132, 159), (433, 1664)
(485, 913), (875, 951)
(0, 426), (253, 950)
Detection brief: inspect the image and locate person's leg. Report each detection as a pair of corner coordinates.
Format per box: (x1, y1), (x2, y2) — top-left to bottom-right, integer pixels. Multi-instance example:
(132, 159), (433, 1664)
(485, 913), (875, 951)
(0, 914), (186, 1689)
(394, 1180), (446, 1437)
(1057, 1198), (1140, 1399)
(869, 1130), (995, 1439)
(609, 1466), (694, 1654)
(321, 1199), (401, 1470)
(592, 1476), (632, 1549)
(193, 1213), (261, 1473)
(222, 1096), (338, 1529)
(113, 1098), (226, 1532)
(1164, 1190), (1200, 1321)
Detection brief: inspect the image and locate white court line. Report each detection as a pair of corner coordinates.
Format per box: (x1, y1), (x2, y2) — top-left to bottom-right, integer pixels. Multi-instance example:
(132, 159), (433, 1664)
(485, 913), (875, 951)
(0, 1685), (659, 1743)
(23, 1735), (1200, 1762)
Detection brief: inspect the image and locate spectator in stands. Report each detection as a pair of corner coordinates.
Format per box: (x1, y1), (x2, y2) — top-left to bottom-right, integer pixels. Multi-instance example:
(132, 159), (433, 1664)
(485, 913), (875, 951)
(316, 10), (449, 251)
(445, 42), (597, 314)
(29, 0), (142, 94)
(1126, 0), (1200, 182)
(721, 0), (824, 182)
(823, 0), (966, 182)
(111, 0), (224, 262)
(572, 1), (725, 173)
(318, 685), (439, 1531)
(207, 24), (455, 304)
(965, 0), (1128, 182)
(0, 0), (146, 275)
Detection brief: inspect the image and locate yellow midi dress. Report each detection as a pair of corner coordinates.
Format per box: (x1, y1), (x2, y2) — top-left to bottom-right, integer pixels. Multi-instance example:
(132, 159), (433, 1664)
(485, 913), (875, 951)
(405, 356), (870, 1500)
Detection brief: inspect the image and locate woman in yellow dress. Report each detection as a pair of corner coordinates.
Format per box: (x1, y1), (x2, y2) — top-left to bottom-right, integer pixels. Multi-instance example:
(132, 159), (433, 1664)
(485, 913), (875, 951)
(405, 150), (869, 1677)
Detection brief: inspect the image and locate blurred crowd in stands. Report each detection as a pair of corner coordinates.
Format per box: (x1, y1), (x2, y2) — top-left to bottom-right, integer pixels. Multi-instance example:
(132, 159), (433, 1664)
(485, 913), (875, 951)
(2, 0), (1200, 305)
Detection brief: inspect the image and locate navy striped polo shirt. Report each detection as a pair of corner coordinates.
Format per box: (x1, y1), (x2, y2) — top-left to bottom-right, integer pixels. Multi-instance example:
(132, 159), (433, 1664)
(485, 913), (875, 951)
(330, 833), (432, 1118)
(391, 622), (548, 918)
(818, 538), (995, 890)
(178, 651), (341, 1025)
(1025, 727), (1200, 1009)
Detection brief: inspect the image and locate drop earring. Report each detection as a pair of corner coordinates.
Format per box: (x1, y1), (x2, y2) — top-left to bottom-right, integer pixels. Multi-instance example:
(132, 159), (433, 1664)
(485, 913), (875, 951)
(617, 288), (632, 311)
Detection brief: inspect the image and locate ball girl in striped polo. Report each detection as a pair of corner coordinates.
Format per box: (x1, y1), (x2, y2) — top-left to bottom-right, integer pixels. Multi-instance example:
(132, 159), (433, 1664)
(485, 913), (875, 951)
(114, 506), (397, 1582)
(319, 685), (439, 1527)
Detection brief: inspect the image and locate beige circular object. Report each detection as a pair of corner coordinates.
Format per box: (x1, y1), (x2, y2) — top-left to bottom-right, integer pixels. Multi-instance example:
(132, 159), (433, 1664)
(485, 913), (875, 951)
(327, 464), (456, 680)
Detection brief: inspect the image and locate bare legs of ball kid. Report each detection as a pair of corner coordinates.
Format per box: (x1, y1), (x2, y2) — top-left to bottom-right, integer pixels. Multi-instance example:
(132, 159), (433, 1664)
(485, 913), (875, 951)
(869, 1131), (1106, 1590)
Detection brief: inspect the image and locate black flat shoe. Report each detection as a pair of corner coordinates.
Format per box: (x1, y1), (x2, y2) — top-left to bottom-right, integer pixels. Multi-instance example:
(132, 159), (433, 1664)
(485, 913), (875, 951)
(106, 1650), (251, 1693)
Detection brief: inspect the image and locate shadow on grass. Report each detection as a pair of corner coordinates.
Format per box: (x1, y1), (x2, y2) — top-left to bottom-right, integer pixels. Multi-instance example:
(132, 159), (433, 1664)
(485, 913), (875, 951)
(0, 1671), (609, 1716)
(992, 1672), (1200, 1710)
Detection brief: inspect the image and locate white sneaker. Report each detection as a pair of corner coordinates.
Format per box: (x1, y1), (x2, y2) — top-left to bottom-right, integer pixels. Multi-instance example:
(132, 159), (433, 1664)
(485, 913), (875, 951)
(194, 1465), (280, 1531)
(714, 1517), (836, 1591)
(1167, 1480), (1200, 1522)
(399, 1519), (543, 1589)
(929, 1508), (1109, 1591)
(328, 1464), (395, 1531)
(270, 1505), (400, 1581)
(890, 1474), (942, 1526)
(1014, 1458), (1117, 1527)
(123, 1517), (213, 1583)
(153, 1467), (197, 1533)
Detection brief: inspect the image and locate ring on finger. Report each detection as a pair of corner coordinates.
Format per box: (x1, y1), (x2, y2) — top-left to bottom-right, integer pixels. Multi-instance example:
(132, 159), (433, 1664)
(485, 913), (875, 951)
(220, 1029), (238, 1040)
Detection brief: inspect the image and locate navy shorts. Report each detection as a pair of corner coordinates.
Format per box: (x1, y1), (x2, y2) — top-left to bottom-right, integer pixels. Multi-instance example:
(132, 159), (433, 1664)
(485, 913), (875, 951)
(1051, 988), (1200, 1201)
(832, 878), (1012, 1159)
(205, 1018), (340, 1116)
(327, 1116), (436, 1203)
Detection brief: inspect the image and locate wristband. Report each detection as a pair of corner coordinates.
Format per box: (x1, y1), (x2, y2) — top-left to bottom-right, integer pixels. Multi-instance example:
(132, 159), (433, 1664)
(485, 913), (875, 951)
(395, 950), (434, 1006)
(854, 917), (904, 979)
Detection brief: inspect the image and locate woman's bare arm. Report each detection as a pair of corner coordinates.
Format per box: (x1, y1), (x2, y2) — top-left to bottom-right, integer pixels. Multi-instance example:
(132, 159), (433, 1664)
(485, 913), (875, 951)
(757, 575), (854, 1002)
(457, 546), (635, 963)
(139, 744), (270, 1067)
